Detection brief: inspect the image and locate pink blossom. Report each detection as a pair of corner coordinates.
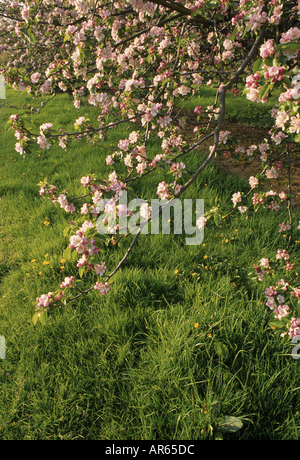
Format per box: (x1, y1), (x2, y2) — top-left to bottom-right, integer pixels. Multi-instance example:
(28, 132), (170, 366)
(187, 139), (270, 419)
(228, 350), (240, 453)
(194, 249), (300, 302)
(260, 39), (275, 59)
(276, 249), (289, 260)
(60, 276), (74, 289)
(94, 262), (106, 276)
(81, 176), (92, 187)
(279, 222), (291, 232)
(94, 281), (110, 295)
(260, 258), (270, 268)
(249, 176), (259, 188)
(231, 191), (242, 205)
(196, 216), (207, 229)
(274, 304), (289, 321)
(140, 203), (151, 220)
(292, 288), (300, 298)
(37, 134), (51, 150)
(156, 181), (170, 200)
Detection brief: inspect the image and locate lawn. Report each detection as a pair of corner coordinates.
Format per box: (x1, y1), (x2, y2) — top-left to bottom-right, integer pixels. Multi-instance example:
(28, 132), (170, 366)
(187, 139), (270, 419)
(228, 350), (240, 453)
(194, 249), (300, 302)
(0, 87), (300, 440)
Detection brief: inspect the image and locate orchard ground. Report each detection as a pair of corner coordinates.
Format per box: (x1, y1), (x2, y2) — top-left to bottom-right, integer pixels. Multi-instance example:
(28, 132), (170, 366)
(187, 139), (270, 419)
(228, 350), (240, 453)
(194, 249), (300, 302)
(1, 87), (300, 440)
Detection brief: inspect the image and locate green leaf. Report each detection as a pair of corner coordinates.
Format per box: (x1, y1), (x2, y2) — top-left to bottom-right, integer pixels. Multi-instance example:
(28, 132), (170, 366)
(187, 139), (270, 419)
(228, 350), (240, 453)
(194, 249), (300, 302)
(260, 84), (271, 100)
(263, 57), (273, 67)
(217, 416), (243, 433)
(78, 266), (85, 278)
(32, 311), (40, 325)
(282, 76), (292, 88)
(63, 226), (71, 237)
(276, 41), (300, 53)
(253, 58), (263, 73)
(231, 26), (237, 42)
(214, 214), (221, 227)
(92, 257), (105, 265)
(63, 247), (72, 260)
(214, 341), (229, 360)
(269, 320), (285, 329)
(71, 250), (78, 263)
(94, 235), (106, 244)
(39, 311), (47, 326)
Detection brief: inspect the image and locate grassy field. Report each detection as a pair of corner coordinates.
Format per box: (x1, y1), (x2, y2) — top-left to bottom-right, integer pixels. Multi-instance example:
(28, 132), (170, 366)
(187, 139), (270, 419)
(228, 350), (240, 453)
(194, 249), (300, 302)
(0, 87), (300, 440)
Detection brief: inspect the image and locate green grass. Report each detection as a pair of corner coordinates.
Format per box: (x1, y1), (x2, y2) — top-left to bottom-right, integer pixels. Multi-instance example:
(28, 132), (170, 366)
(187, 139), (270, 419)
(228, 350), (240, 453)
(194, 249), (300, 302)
(177, 83), (278, 128)
(0, 87), (300, 440)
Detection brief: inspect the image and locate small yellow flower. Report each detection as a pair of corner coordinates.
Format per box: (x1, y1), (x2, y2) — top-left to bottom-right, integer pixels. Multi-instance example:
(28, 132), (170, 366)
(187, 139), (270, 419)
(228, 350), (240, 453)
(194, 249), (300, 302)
(60, 259), (66, 264)
(60, 266), (65, 270)
(192, 273), (197, 277)
(207, 333), (212, 338)
(203, 244), (205, 247)
(235, 229), (238, 232)
(225, 239), (229, 243)
(283, 234), (286, 238)
(174, 269), (179, 274)
(45, 254), (49, 258)
(31, 259), (36, 263)
(39, 272), (42, 275)
(194, 322), (199, 328)
(33, 266), (36, 269)
(44, 221), (50, 226)
(43, 261), (50, 265)
(204, 255), (208, 259)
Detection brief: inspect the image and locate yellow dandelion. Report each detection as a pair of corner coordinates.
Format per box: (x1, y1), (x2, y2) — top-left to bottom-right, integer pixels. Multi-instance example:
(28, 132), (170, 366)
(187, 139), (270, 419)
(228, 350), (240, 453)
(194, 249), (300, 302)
(45, 254), (49, 258)
(204, 255), (208, 259)
(60, 259), (66, 264)
(192, 272), (197, 276)
(43, 261), (50, 265)
(44, 221), (50, 226)
(60, 266), (65, 270)
(31, 259), (36, 263)
(39, 272), (42, 275)
(225, 239), (229, 243)
(174, 269), (179, 274)
(194, 322), (199, 328)
(203, 244), (205, 247)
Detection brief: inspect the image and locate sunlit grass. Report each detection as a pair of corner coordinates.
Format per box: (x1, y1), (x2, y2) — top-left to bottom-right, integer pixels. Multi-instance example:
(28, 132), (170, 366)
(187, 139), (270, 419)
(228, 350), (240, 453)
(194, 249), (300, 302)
(0, 87), (300, 440)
